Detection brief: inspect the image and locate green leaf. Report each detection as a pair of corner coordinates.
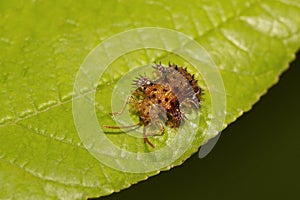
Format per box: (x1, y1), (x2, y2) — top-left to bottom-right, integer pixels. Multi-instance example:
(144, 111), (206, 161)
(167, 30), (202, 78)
(1, 0), (300, 199)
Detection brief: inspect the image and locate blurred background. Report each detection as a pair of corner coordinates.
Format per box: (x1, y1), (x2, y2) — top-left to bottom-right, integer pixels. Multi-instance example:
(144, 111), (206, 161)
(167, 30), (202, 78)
(98, 51), (300, 200)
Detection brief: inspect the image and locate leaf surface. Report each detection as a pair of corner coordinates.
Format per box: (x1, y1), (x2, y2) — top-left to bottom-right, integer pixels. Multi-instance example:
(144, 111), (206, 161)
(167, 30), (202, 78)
(1, 0), (300, 199)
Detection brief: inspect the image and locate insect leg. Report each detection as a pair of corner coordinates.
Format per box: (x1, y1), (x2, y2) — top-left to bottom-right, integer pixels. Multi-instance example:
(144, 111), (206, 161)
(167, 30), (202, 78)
(143, 126), (155, 148)
(110, 97), (129, 116)
(103, 123), (140, 130)
(154, 121), (165, 135)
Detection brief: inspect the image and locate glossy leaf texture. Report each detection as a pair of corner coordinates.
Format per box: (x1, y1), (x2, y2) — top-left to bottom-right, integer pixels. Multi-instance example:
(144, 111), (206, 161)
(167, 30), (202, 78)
(0, 0), (300, 199)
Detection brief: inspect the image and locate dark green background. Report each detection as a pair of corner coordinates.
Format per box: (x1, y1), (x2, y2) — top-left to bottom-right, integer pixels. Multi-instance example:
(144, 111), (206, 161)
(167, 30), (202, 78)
(98, 51), (300, 200)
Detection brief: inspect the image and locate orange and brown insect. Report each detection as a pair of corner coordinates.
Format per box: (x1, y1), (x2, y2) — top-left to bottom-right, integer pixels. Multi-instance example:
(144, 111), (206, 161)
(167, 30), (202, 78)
(103, 63), (202, 148)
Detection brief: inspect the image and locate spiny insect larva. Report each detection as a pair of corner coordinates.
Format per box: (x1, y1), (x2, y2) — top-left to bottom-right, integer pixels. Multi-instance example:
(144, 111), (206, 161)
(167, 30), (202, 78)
(103, 63), (202, 148)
